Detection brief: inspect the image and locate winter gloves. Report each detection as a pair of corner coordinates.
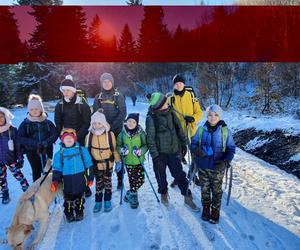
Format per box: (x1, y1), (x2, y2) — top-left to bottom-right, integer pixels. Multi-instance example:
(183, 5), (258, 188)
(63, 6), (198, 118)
(194, 147), (207, 158)
(184, 115), (195, 124)
(51, 182), (59, 192)
(133, 147), (142, 157)
(114, 162), (123, 173)
(120, 146), (129, 156)
(87, 180), (94, 187)
(153, 156), (164, 169)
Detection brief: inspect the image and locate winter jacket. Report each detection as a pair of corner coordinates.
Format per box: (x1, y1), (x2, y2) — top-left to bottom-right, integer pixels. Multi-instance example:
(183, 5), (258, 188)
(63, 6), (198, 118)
(0, 126), (22, 165)
(117, 125), (148, 165)
(54, 94), (91, 145)
(146, 108), (187, 160)
(191, 121), (236, 170)
(85, 131), (121, 171)
(52, 143), (94, 195)
(18, 118), (58, 156)
(167, 87), (203, 138)
(92, 89), (127, 136)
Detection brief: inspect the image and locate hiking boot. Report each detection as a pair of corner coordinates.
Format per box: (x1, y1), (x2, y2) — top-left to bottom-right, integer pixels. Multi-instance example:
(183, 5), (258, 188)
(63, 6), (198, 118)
(184, 195), (200, 212)
(201, 204), (210, 221)
(124, 190), (131, 203)
(170, 179), (177, 188)
(129, 192), (139, 209)
(117, 182), (123, 190)
(2, 190), (10, 205)
(65, 214), (75, 223)
(75, 213), (84, 222)
(161, 193), (169, 205)
(104, 201), (112, 212)
(85, 186), (92, 198)
(93, 202), (102, 213)
(210, 206), (220, 224)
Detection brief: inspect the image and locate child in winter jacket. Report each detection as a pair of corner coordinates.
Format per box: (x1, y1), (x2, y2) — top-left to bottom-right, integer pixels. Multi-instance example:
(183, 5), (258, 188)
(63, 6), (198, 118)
(146, 92), (199, 212)
(117, 113), (148, 209)
(85, 111), (121, 213)
(51, 129), (94, 222)
(191, 104), (236, 224)
(18, 94), (58, 182)
(0, 107), (29, 204)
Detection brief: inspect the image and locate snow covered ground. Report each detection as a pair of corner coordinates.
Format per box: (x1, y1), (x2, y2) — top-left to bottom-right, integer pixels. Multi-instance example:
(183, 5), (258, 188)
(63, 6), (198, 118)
(0, 100), (299, 250)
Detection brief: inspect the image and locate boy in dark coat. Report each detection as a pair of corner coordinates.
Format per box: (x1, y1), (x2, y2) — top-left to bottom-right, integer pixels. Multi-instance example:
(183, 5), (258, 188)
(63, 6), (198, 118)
(0, 107), (29, 204)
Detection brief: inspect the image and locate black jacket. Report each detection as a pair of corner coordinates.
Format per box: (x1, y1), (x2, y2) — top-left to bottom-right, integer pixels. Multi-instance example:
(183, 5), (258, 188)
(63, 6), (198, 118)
(54, 94), (91, 145)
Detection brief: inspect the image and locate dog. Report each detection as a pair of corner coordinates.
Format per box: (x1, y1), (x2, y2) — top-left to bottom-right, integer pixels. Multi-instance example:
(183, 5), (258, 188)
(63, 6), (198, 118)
(7, 159), (60, 250)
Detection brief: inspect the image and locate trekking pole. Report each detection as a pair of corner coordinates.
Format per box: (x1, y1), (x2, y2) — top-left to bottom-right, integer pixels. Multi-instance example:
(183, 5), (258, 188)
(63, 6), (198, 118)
(186, 124), (197, 188)
(226, 164), (233, 206)
(137, 156), (160, 203)
(119, 156), (125, 205)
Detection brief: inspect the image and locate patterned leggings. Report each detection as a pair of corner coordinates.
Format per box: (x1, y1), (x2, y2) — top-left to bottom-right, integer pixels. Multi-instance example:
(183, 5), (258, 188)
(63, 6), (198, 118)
(0, 163), (29, 192)
(95, 168), (113, 202)
(126, 164), (145, 193)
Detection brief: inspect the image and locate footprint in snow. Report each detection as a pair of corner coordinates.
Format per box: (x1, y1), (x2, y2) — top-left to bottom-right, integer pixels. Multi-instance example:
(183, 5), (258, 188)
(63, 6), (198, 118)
(110, 223), (120, 233)
(248, 235), (255, 241)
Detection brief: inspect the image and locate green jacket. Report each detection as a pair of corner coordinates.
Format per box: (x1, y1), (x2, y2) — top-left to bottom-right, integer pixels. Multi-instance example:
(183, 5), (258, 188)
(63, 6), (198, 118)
(117, 125), (148, 165)
(146, 108), (187, 159)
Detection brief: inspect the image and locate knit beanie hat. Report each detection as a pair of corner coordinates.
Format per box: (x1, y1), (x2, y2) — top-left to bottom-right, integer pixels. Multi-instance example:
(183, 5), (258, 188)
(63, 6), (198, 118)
(173, 74), (185, 85)
(90, 111), (111, 132)
(27, 94), (45, 113)
(126, 113), (139, 124)
(60, 128), (77, 144)
(206, 104), (223, 119)
(100, 73), (114, 87)
(148, 92), (167, 110)
(0, 107), (14, 125)
(60, 75), (76, 93)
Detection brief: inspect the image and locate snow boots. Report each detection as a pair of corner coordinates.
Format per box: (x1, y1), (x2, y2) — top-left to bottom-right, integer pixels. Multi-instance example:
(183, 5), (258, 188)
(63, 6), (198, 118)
(210, 206), (220, 224)
(104, 201), (112, 212)
(201, 204), (210, 221)
(161, 192), (169, 205)
(93, 202), (102, 213)
(124, 190), (131, 203)
(184, 194), (200, 212)
(124, 191), (139, 209)
(2, 190), (10, 204)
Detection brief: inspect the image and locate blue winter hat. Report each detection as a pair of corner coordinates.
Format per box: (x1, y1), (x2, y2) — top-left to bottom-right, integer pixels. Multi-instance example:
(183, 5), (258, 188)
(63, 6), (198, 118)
(206, 104), (223, 119)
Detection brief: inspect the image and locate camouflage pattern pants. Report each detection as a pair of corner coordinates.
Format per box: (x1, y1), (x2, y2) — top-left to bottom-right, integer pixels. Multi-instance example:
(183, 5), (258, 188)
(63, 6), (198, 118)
(198, 168), (224, 209)
(126, 164), (145, 193)
(95, 168), (113, 202)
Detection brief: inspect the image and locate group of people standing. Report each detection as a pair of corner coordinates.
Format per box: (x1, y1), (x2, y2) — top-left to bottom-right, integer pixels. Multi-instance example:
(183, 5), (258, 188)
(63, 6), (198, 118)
(0, 72), (235, 225)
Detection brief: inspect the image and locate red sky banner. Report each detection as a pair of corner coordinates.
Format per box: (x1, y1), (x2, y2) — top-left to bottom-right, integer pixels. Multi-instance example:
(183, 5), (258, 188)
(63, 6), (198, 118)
(1, 6), (300, 63)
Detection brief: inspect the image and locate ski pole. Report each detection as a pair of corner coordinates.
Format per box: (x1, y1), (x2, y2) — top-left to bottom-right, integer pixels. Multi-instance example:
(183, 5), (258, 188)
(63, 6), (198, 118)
(137, 155), (160, 203)
(226, 165), (233, 206)
(119, 156), (125, 205)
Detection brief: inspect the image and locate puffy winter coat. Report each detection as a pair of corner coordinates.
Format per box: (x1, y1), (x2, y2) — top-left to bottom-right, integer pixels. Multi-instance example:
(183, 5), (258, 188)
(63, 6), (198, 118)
(18, 118), (58, 156)
(85, 131), (121, 170)
(117, 126), (148, 165)
(167, 87), (203, 138)
(0, 126), (22, 165)
(191, 121), (236, 170)
(54, 95), (91, 145)
(52, 143), (94, 195)
(146, 108), (187, 159)
(92, 89), (127, 136)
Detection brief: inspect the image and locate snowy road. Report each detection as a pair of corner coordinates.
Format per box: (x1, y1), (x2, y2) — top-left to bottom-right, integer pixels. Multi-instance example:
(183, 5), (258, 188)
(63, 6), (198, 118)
(0, 101), (299, 250)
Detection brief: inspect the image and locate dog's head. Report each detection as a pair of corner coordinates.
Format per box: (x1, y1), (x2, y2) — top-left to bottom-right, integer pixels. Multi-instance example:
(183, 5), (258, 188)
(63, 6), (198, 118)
(7, 224), (34, 250)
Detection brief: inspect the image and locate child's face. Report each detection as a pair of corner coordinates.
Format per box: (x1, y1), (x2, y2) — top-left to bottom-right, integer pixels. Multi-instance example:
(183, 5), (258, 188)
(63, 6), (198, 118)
(29, 108), (42, 117)
(174, 82), (185, 92)
(63, 135), (75, 147)
(159, 101), (169, 111)
(102, 80), (113, 91)
(207, 111), (220, 126)
(63, 89), (75, 99)
(126, 118), (137, 130)
(0, 112), (6, 126)
(93, 122), (104, 130)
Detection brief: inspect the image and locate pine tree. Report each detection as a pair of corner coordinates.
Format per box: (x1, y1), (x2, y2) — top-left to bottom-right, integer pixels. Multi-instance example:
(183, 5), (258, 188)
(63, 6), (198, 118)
(118, 24), (136, 58)
(137, 7), (171, 59)
(126, 0), (142, 5)
(87, 14), (104, 59)
(0, 65), (15, 107)
(0, 7), (24, 63)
